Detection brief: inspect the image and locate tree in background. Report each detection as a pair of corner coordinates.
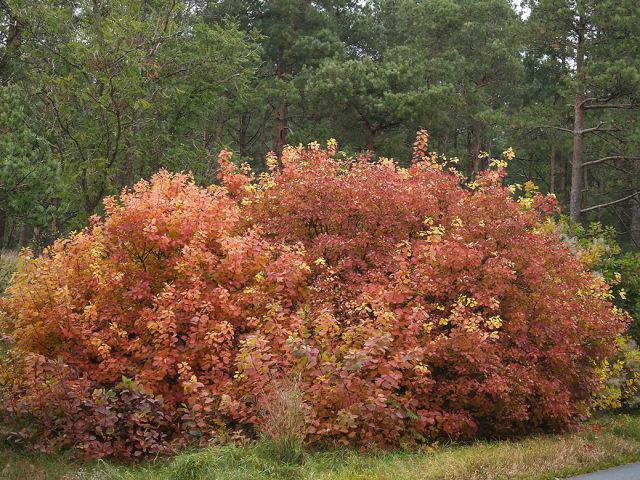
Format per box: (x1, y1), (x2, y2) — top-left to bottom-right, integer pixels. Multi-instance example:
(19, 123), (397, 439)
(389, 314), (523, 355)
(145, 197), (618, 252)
(1, 0), (640, 248)
(0, 0), (22, 81)
(2, 0), (259, 228)
(205, 0), (344, 164)
(302, 55), (418, 153)
(0, 84), (59, 248)
(387, 0), (524, 172)
(301, 0), (523, 164)
(525, 0), (640, 223)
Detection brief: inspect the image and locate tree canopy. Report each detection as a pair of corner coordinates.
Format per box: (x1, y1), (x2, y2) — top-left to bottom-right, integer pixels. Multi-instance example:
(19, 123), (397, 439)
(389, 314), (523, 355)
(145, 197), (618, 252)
(1, 0), (639, 248)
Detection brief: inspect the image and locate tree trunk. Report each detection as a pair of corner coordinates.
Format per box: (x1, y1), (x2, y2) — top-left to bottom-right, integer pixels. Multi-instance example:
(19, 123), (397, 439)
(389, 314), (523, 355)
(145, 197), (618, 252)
(32, 226), (41, 251)
(214, 118), (225, 145)
(570, 19), (586, 222)
(19, 223), (32, 247)
(441, 133), (449, 155)
(272, 102), (288, 159)
(632, 161), (640, 247)
(469, 125), (482, 175)
(631, 197), (640, 247)
(0, 209), (6, 250)
(560, 150), (568, 203)
(238, 113), (249, 158)
(549, 144), (556, 194)
(570, 99), (585, 222)
(272, 51), (289, 162)
(366, 127), (377, 151)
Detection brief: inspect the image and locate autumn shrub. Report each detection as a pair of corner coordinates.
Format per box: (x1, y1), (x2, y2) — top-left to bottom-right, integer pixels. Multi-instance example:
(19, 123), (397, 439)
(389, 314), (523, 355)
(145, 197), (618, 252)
(0, 355), (175, 459)
(0, 171), (309, 458)
(0, 133), (628, 459)
(227, 134), (627, 446)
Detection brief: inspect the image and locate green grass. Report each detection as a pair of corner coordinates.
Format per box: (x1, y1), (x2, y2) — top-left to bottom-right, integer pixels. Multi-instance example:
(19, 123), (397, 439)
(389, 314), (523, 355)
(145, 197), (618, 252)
(2, 414), (640, 480)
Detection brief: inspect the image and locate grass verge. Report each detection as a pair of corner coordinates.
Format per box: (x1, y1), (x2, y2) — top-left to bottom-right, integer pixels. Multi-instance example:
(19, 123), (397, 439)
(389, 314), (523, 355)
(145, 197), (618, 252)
(2, 413), (640, 480)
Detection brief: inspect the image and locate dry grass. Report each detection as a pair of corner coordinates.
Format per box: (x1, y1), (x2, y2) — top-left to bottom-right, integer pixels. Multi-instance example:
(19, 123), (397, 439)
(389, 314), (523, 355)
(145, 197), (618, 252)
(343, 430), (639, 480)
(0, 249), (19, 294)
(2, 413), (640, 480)
(255, 379), (307, 464)
(257, 379), (307, 443)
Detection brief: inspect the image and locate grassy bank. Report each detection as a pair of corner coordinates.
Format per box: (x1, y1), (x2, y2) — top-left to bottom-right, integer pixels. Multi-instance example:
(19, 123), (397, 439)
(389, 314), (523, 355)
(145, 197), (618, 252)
(2, 413), (640, 480)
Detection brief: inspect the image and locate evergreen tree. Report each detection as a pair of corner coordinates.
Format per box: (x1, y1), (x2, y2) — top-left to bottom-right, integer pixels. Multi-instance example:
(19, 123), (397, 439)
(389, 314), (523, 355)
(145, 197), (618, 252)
(0, 84), (58, 248)
(526, 0), (640, 222)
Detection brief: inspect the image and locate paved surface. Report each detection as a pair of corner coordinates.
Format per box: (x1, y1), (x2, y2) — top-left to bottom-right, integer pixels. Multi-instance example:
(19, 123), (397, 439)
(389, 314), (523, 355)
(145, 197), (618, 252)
(567, 462), (640, 479)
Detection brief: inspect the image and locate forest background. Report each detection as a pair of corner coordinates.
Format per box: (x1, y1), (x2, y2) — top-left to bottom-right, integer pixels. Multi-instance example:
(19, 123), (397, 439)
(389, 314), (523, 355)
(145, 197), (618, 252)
(1, 0), (639, 250)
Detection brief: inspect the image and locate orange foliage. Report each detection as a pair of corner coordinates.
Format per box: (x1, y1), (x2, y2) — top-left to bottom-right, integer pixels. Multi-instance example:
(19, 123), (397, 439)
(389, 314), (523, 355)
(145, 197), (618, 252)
(0, 134), (627, 458)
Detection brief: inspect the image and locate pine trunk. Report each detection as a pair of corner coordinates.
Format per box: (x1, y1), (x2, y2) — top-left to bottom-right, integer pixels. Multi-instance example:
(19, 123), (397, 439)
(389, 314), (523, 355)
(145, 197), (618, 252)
(469, 126), (482, 175)
(549, 144), (556, 194)
(632, 162), (640, 247)
(0, 209), (6, 250)
(19, 223), (32, 247)
(631, 197), (640, 247)
(570, 21), (586, 222)
(272, 102), (288, 161)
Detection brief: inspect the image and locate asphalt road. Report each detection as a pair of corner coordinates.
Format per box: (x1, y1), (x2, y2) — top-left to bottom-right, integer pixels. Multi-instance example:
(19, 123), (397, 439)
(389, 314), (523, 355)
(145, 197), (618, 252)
(567, 462), (640, 479)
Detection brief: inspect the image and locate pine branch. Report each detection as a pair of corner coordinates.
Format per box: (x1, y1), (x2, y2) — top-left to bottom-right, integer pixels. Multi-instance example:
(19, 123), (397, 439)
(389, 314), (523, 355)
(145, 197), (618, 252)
(581, 191), (640, 213)
(531, 125), (573, 134)
(584, 103), (633, 110)
(583, 156), (640, 167)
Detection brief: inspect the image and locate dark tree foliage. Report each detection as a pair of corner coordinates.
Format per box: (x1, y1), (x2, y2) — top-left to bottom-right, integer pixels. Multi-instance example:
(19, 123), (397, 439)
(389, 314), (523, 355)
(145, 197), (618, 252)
(0, 0), (639, 249)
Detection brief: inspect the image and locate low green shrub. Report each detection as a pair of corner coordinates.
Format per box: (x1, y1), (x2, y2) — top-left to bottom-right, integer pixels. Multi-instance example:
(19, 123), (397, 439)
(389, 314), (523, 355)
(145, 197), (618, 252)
(593, 336), (640, 411)
(612, 252), (640, 342)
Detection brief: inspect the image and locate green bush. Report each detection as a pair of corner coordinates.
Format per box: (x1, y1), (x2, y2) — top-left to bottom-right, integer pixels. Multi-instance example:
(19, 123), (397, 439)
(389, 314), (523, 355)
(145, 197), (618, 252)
(593, 336), (640, 411)
(554, 218), (640, 411)
(555, 219), (640, 343)
(612, 252), (640, 342)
